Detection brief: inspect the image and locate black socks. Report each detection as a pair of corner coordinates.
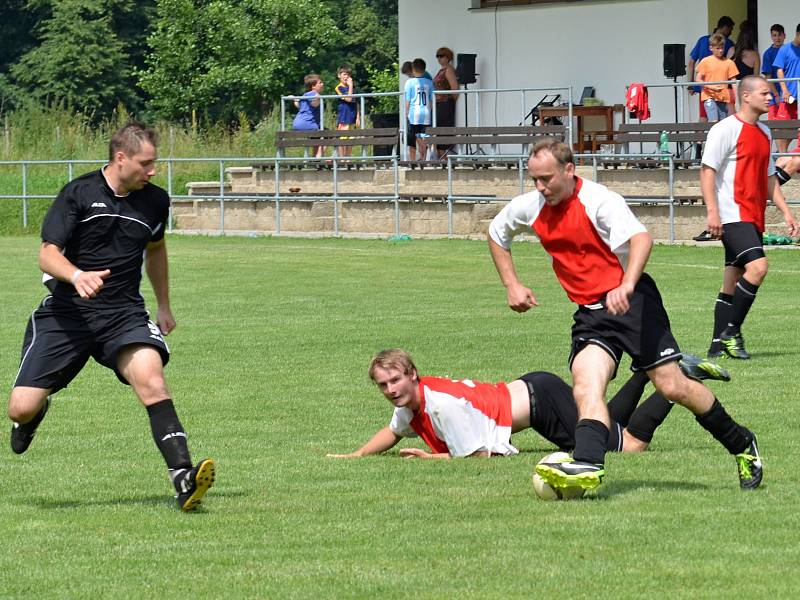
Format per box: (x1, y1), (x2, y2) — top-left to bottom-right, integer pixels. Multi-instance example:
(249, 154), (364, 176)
(695, 399), (751, 455)
(146, 399), (192, 484)
(573, 419), (609, 465)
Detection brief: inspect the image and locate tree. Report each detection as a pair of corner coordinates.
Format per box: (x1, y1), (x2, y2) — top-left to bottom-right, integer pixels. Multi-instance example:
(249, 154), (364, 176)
(11, 0), (136, 119)
(139, 0), (337, 123)
(320, 0), (398, 89)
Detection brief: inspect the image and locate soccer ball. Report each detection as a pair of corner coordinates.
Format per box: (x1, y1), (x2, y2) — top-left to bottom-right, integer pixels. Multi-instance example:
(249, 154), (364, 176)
(532, 451), (586, 501)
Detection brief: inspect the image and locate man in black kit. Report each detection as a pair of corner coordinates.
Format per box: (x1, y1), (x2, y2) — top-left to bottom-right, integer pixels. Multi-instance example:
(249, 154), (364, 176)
(7, 123), (215, 511)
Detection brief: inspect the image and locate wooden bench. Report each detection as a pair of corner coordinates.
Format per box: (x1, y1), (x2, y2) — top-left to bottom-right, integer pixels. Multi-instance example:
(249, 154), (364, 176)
(413, 125), (566, 168)
(253, 128), (399, 170)
(607, 119), (799, 168)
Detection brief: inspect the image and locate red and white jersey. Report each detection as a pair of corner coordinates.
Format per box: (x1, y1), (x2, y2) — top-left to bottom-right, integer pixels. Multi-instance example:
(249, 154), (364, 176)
(389, 376), (518, 457)
(489, 177), (647, 305)
(701, 115), (774, 232)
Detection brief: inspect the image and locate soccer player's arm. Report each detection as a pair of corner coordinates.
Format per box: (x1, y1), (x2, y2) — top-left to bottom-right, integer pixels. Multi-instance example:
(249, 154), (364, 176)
(699, 125), (725, 237)
(327, 426), (402, 458)
(606, 231), (652, 316)
(39, 243), (110, 300)
(145, 238), (175, 335)
(767, 173), (799, 237)
(39, 189), (110, 299)
(487, 196), (539, 312)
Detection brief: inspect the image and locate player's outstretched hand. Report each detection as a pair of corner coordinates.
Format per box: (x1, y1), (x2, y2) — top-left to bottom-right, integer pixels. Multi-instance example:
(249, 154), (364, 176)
(73, 269), (110, 299)
(507, 283), (538, 313)
(399, 448), (432, 459)
(606, 282), (634, 316)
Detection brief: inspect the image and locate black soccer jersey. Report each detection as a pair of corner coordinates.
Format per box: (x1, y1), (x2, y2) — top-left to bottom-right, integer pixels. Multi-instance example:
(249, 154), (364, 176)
(41, 168), (170, 309)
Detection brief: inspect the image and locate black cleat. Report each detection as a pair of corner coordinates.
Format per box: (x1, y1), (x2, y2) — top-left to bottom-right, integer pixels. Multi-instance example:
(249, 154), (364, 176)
(736, 432), (762, 490)
(10, 397), (51, 454)
(679, 353), (731, 382)
(693, 230), (714, 242)
(535, 458), (604, 490)
(720, 331), (750, 360)
(176, 459), (216, 511)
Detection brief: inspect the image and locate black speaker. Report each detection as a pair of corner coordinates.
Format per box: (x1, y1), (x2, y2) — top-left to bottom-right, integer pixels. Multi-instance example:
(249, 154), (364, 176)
(456, 53), (477, 84)
(663, 43), (686, 78)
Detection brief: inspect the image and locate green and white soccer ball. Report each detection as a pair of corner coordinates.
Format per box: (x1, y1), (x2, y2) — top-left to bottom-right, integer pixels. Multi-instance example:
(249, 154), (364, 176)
(532, 451), (586, 501)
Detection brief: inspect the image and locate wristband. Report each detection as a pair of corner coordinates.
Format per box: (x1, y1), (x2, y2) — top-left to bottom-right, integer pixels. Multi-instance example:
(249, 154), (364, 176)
(70, 269), (83, 285)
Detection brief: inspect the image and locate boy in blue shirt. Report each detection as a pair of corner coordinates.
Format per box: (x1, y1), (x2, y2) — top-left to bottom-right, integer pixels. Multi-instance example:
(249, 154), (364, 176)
(404, 58), (434, 161)
(335, 66), (359, 157)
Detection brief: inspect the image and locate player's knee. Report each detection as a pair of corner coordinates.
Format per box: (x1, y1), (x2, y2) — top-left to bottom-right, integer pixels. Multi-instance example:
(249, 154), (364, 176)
(130, 372), (169, 402)
(649, 371), (684, 403)
(745, 259), (768, 284)
(7, 391), (45, 423)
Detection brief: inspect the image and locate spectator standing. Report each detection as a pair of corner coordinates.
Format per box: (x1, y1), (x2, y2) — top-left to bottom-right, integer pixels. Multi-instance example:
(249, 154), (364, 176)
(292, 74), (324, 158)
(334, 66), (359, 158)
(763, 24), (789, 153)
(401, 61), (432, 81)
(774, 23), (800, 123)
(688, 16), (736, 122)
(404, 58), (434, 161)
(432, 47), (459, 158)
(696, 34), (739, 122)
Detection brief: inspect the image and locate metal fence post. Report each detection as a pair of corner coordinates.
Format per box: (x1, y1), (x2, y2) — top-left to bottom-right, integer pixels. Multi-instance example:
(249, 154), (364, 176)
(167, 159), (174, 232)
(274, 158), (281, 234)
(333, 155), (339, 236)
(219, 160), (225, 234)
(668, 156), (675, 244)
(21, 162), (28, 229)
(393, 156), (400, 236)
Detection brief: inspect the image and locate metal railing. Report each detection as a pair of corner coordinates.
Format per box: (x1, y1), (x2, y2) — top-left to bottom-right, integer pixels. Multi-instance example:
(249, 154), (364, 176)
(1, 147), (797, 240)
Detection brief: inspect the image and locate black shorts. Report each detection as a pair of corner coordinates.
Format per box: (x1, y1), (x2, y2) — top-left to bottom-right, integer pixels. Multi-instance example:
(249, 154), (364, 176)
(14, 297), (170, 392)
(406, 123), (428, 147)
(722, 221), (765, 268)
(517, 371), (622, 452)
(568, 273), (681, 374)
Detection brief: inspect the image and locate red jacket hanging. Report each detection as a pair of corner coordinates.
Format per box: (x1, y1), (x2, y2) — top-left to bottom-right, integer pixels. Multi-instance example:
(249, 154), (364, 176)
(626, 83), (650, 120)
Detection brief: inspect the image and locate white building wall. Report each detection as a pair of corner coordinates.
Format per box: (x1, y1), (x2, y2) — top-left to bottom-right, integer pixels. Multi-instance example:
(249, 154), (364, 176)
(400, 0), (797, 131)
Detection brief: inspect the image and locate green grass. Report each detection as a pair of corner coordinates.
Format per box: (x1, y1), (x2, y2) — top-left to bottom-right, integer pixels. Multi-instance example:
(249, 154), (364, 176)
(1, 237), (798, 598)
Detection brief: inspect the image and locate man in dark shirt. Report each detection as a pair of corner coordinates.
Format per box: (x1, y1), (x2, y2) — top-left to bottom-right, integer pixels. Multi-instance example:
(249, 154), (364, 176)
(7, 123), (215, 512)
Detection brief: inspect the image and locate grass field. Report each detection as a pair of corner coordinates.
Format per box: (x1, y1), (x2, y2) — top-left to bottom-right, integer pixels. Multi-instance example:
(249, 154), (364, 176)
(1, 236), (799, 599)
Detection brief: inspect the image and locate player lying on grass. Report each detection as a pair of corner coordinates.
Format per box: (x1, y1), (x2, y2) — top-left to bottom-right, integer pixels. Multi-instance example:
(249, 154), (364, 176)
(327, 348), (729, 459)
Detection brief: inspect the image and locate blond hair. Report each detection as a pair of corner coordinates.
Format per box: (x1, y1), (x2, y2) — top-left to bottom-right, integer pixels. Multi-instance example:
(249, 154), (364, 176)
(368, 349), (418, 382)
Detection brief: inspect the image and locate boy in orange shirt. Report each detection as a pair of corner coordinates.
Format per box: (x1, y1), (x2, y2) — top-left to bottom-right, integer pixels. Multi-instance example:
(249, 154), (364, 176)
(697, 34), (740, 121)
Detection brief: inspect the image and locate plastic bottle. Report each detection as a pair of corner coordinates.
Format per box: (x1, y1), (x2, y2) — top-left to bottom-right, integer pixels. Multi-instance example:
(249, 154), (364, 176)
(659, 130), (669, 160)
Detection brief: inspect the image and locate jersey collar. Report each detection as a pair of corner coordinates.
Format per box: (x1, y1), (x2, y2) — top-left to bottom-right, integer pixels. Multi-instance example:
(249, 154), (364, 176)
(101, 165), (132, 198)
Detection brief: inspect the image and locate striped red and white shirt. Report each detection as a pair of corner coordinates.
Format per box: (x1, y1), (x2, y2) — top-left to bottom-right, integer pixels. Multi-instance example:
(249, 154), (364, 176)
(701, 114), (774, 232)
(489, 177), (646, 305)
(389, 376), (517, 457)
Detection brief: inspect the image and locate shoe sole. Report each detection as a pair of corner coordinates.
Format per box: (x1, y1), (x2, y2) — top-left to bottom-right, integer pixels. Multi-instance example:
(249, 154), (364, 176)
(722, 348), (750, 360)
(180, 459), (216, 512)
(535, 464), (603, 490)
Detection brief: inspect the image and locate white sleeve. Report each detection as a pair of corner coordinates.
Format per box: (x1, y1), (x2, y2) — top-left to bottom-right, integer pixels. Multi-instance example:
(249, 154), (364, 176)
(389, 407), (417, 438)
(701, 123), (730, 172)
(425, 390), (517, 457)
(488, 192), (540, 249)
(763, 125), (776, 176)
(594, 190), (647, 252)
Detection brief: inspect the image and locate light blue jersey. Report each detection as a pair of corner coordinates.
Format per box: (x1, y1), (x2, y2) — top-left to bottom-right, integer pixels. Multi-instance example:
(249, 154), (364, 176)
(405, 77), (434, 125)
